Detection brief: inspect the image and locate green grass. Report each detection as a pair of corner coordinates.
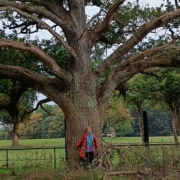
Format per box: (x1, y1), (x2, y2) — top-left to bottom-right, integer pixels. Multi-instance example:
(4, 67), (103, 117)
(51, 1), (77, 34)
(0, 138), (65, 147)
(0, 138), (65, 171)
(0, 136), (178, 170)
(0, 137), (180, 179)
(104, 136), (179, 144)
(0, 136), (178, 148)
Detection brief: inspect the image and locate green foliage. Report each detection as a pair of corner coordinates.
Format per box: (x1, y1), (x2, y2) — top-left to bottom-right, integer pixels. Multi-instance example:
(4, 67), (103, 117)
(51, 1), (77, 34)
(0, 130), (10, 140)
(0, 29), (68, 129)
(0, 30), (69, 74)
(19, 105), (65, 139)
(104, 97), (134, 136)
(133, 68), (180, 112)
(124, 74), (149, 112)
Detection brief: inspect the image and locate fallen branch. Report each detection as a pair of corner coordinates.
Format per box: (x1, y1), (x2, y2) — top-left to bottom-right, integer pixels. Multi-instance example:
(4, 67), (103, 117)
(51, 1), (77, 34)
(107, 170), (149, 176)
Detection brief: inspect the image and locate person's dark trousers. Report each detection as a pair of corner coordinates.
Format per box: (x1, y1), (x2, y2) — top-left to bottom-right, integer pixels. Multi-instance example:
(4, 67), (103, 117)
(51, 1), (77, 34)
(85, 151), (94, 164)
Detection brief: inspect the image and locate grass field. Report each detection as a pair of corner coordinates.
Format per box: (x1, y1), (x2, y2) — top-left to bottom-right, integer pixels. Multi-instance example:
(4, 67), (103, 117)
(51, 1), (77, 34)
(0, 136), (178, 168)
(0, 137), (180, 179)
(0, 136), (178, 169)
(0, 136), (178, 148)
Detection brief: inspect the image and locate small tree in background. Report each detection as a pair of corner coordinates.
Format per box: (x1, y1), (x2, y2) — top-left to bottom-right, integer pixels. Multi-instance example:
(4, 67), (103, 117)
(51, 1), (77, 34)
(105, 95), (134, 137)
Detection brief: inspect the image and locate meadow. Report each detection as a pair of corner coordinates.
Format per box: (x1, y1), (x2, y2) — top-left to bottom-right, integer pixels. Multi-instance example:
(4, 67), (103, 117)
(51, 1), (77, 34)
(0, 136), (178, 169)
(0, 136), (178, 148)
(0, 136), (180, 180)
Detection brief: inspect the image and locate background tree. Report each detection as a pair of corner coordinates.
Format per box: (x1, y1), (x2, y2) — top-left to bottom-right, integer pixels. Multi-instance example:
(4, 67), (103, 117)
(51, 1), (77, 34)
(128, 67), (180, 143)
(1, 0), (180, 164)
(124, 75), (149, 144)
(143, 68), (180, 144)
(105, 95), (134, 137)
(0, 30), (68, 145)
(19, 105), (65, 139)
(0, 78), (37, 145)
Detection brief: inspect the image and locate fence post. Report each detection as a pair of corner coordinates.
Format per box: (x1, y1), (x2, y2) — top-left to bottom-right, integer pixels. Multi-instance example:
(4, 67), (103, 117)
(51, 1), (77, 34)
(143, 111), (149, 146)
(54, 148), (56, 169)
(6, 149), (8, 169)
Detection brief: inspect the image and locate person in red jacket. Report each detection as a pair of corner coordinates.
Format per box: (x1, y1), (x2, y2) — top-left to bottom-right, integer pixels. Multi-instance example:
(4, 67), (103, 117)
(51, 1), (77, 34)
(76, 126), (98, 166)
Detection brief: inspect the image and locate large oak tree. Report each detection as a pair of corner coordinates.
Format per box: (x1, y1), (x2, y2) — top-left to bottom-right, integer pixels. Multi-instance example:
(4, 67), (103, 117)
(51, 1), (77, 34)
(1, 0), (180, 164)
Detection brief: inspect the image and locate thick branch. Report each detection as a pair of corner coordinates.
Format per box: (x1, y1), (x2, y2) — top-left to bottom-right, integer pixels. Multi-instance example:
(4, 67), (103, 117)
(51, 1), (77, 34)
(67, 0), (87, 40)
(20, 0), (68, 17)
(0, 64), (61, 88)
(94, 9), (180, 76)
(98, 48), (180, 101)
(116, 54), (180, 85)
(114, 40), (176, 72)
(0, 39), (71, 82)
(89, 0), (125, 46)
(139, 67), (161, 78)
(0, 0), (73, 30)
(10, 82), (28, 106)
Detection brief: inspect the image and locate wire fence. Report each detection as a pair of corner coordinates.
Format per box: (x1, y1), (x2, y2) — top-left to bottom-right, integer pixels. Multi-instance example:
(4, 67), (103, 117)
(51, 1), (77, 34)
(0, 146), (65, 169)
(0, 112), (180, 171)
(1, 144), (180, 172)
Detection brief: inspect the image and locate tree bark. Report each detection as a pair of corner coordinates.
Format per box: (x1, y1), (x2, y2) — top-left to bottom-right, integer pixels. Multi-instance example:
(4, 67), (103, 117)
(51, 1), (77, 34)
(171, 111), (179, 144)
(8, 131), (20, 146)
(57, 85), (107, 167)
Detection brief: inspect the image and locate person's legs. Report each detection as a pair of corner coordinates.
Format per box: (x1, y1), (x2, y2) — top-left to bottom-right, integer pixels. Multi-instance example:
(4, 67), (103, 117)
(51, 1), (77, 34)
(85, 152), (90, 164)
(85, 152), (94, 171)
(89, 151), (94, 164)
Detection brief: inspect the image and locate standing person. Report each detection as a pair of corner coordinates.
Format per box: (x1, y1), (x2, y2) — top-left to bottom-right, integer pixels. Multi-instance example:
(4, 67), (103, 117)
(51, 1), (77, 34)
(76, 126), (98, 169)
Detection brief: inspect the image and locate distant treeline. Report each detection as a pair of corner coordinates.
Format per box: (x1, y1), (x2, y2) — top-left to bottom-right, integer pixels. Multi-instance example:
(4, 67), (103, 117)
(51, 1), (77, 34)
(0, 104), (173, 140)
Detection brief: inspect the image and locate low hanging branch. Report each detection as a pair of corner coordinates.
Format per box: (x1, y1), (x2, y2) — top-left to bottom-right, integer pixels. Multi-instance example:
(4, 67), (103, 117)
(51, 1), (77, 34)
(0, 39), (70, 81)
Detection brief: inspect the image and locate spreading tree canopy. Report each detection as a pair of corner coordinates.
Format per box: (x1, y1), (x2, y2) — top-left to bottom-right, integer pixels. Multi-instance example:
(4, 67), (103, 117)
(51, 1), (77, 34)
(1, 0), (180, 164)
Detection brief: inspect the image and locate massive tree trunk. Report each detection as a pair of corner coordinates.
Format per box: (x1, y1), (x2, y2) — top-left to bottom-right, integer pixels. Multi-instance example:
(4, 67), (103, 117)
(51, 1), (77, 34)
(65, 105), (103, 166)
(53, 82), (109, 166)
(171, 110), (179, 144)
